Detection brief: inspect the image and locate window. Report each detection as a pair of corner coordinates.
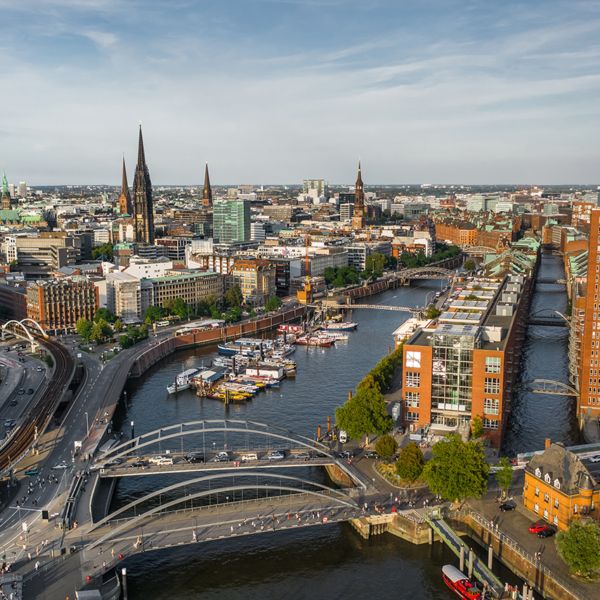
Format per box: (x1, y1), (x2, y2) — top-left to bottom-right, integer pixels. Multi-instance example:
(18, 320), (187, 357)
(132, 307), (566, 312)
(484, 398), (499, 415)
(535, 486), (539, 497)
(405, 392), (420, 408)
(534, 503), (539, 514)
(485, 356), (501, 373)
(406, 351), (421, 368)
(554, 498), (559, 509)
(544, 473), (551, 483)
(543, 508), (549, 520)
(483, 418), (498, 430)
(554, 514), (558, 526)
(574, 504), (578, 514)
(405, 412), (419, 422)
(405, 372), (420, 388)
(535, 468), (541, 478)
(484, 378), (500, 394)
(544, 492), (549, 503)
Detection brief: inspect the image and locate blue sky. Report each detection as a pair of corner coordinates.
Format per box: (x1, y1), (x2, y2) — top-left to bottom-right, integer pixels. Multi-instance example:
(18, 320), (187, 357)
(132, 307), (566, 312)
(2, 0), (600, 185)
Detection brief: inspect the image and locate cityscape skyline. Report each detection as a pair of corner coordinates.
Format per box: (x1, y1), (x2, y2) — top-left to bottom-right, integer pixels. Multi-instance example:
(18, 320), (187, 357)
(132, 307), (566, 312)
(2, 1), (600, 185)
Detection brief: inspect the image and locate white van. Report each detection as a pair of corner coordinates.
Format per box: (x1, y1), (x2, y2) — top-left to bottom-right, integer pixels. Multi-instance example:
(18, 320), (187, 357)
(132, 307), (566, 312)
(157, 458), (173, 466)
(339, 430), (347, 443)
(242, 453), (258, 462)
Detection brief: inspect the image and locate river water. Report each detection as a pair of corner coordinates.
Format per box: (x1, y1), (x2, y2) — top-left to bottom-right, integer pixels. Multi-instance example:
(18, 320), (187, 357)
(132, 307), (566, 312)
(111, 259), (572, 599)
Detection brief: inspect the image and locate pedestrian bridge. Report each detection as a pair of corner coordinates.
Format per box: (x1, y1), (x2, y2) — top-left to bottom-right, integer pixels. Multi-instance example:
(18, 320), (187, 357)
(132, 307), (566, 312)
(516, 379), (579, 396)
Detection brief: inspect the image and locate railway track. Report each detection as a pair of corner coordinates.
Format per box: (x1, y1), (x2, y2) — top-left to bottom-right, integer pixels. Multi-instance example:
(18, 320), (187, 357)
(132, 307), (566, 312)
(0, 335), (75, 475)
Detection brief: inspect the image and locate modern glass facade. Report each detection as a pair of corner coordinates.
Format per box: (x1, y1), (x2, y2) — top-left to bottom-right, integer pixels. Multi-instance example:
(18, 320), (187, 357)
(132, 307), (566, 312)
(213, 199), (251, 243)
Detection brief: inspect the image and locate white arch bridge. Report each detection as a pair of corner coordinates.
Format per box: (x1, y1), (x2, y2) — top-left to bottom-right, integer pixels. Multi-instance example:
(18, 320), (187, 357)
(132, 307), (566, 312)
(1, 318), (48, 348)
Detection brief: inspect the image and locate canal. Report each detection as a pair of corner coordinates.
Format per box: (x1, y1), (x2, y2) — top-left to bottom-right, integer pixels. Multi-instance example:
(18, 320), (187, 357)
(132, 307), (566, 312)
(110, 259), (571, 599)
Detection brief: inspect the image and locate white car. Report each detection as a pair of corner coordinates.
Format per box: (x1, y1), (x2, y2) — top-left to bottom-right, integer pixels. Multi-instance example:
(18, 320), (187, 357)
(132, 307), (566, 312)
(267, 452), (285, 460)
(37, 366), (43, 372)
(241, 453), (258, 461)
(90, 463), (106, 471)
(589, 455), (600, 463)
(156, 458), (173, 466)
(52, 462), (69, 470)
(148, 456), (167, 464)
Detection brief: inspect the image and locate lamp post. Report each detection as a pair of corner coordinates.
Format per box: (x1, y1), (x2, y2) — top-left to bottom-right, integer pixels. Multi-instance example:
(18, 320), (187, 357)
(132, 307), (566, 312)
(85, 412), (89, 435)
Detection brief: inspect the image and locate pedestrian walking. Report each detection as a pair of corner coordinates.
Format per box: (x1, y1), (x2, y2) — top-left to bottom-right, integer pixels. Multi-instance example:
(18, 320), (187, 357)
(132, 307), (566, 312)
(111, 549), (115, 559)
(28, 553), (31, 561)
(103, 561), (106, 570)
(231, 526), (234, 534)
(149, 540), (152, 547)
(35, 561), (40, 571)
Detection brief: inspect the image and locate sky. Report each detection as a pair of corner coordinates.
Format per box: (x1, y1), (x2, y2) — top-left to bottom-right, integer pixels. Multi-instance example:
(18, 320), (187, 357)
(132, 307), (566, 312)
(1, 0), (600, 186)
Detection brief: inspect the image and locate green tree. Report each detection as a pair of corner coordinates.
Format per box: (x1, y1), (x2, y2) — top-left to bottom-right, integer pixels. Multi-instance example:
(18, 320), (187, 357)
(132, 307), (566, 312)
(114, 319), (123, 332)
(335, 387), (393, 445)
(471, 414), (485, 439)
(422, 434), (489, 503)
(145, 316), (152, 325)
(76, 318), (93, 341)
(93, 308), (116, 323)
(375, 434), (398, 460)
(323, 267), (337, 284)
(163, 298), (176, 312)
(463, 259), (477, 271)
(556, 520), (600, 577)
(424, 306), (441, 319)
(172, 297), (190, 319)
(395, 442), (425, 482)
(495, 457), (514, 500)
(144, 306), (167, 323)
(44, 354), (54, 368)
(365, 253), (386, 273)
(119, 334), (134, 349)
(464, 294), (479, 301)
(224, 284), (244, 308)
(265, 296), (283, 311)
(91, 242), (114, 261)
(333, 275), (347, 288)
(249, 308), (257, 318)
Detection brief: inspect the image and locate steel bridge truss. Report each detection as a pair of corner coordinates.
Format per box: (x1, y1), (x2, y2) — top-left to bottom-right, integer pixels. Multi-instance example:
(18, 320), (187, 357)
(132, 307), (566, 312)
(394, 267), (456, 280)
(517, 379), (579, 396)
(1, 318), (48, 343)
(98, 419), (334, 463)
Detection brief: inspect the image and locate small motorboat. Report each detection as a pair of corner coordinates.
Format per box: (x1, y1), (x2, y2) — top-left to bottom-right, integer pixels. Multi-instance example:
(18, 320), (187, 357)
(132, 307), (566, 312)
(442, 565), (481, 600)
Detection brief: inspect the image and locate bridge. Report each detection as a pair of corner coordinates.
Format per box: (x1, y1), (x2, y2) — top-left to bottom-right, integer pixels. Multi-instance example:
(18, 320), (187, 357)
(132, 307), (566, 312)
(327, 304), (415, 312)
(459, 245), (496, 257)
(527, 309), (569, 328)
(516, 379), (579, 396)
(393, 266), (456, 281)
(1, 318), (48, 348)
(537, 278), (567, 285)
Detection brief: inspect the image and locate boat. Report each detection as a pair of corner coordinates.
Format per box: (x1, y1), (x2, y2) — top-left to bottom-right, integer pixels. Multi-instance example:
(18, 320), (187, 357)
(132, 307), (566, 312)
(322, 332), (349, 341)
(442, 565), (481, 600)
(277, 325), (302, 333)
(167, 368), (200, 394)
(319, 322), (358, 331)
(296, 335), (335, 347)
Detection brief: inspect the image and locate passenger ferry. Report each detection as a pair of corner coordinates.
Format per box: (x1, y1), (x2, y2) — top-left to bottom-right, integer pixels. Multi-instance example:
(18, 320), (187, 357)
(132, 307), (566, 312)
(319, 321), (358, 331)
(442, 565), (482, 600)
(167, 368), (200, 394)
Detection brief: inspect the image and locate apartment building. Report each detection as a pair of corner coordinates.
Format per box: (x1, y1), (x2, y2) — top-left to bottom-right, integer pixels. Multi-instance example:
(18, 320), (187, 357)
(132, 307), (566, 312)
(398, 275), (531, 446)
(106, 271), (143, 323)
(231, 259), (276, 306)
(150, 271), (223, 312)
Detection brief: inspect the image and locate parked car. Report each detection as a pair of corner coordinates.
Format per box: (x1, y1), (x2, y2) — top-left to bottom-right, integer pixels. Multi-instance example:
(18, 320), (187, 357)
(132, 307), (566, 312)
(364, 451), (379, 459)
(338, 450), (355, 459)
(528, 523), (548, 534)
(499, 503), (515, 512)
(52, 462), (69, 470)
(267, 451), (285, 460)
(27, 388), (34, 395)
(589, 454), (600, 463)
(538, 528), (555, 538)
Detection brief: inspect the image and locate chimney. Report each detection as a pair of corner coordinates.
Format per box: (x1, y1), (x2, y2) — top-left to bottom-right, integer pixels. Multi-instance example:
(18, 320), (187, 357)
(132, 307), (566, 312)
(545, 438), (551, 449)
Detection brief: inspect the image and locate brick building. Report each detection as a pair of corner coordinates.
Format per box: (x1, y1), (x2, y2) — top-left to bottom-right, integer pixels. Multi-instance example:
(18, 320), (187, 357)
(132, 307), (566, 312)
(231, 259), (276, 306)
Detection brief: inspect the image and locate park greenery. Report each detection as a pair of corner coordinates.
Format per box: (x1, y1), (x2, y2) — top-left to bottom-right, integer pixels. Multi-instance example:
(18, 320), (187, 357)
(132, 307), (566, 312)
(424, 306), (441, 319)
(360, 253), (397, 281)
(265, 296), (283, 311)
(224, 285), (244, 308)
(556, 520), (600, 578)
(463, 259), (477, 271)
(495, 457), (514, 499)
(323, 265), (361, 288)
(422, 434), (489, 503)
(395, 442), (425, 482)
(375, 434), (398, 460)
(471, 415), (485, 439)
(44, 354), (54, 369)
(399, 243), (460, 269)
(91, 242), (114, 261)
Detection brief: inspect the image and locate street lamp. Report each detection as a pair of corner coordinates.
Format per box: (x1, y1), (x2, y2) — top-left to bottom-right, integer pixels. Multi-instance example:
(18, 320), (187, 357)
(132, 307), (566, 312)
(85, 412), (89, 434)
(425, 291), (435, 306)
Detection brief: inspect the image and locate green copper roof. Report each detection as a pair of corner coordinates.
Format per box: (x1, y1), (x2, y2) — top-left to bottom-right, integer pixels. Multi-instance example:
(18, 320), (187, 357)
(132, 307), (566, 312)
(2, 168), (8, 195)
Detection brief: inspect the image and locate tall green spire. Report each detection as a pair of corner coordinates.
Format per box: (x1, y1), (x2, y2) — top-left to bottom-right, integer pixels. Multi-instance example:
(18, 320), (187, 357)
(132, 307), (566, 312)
(2, 167), (7, 195)
(1, 165), (11, 210)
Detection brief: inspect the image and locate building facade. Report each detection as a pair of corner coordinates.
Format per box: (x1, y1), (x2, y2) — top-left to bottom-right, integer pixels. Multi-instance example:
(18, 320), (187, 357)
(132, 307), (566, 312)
(149, 271), (223, 312)
(213, 198), (251, 243)
(119, 158), (133, 215)
(231, 259), (276, 306)
(351, 162), (365, 230)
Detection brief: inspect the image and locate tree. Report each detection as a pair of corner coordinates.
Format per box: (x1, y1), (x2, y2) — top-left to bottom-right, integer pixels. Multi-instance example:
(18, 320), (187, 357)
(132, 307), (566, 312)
(76, 318), (93, 341)
(495, 457), (514, 500)
(144, 306), (167, 323)
(424, 306), (441, 319)
(422, 434), (489, 503)
(323, 267), (337, 284)
(396, 442), (425, 482)
(265, 296), (283, 311)
(44, 354), (54, 369)
(365, 253), (386, 273)
(90, 318), (112, 344)
(114, 319), (123, 332)
(91, 242), (114, 261)
(471, 414), (485, 439)
(172, 297), (190, 319)
(375, 434), (398, 460)
(464, 294), (479, 301)
(335, 387), (393, 445)
(224, 284), (244, 308)
(163, 298), (176, 312)
(556, 520), (600, 577)
(145, 316), (152, 326)
(463, 259), (477, 271)
(94, 308), (116, 323)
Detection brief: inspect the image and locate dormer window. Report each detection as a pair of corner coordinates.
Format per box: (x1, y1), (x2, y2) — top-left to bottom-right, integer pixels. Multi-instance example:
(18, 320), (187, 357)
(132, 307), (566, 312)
(545, 473), (551, 484)
(535, 468), (542, 478)
(554, 479), (561, 490)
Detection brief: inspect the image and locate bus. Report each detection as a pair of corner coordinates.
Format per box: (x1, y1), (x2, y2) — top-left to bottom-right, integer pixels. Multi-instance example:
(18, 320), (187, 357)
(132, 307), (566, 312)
(156, 321), (170, 327)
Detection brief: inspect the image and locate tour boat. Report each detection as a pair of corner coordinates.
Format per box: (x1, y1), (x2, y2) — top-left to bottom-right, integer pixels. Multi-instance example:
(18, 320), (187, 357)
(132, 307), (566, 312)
(319, 322), (358, 331)
(296, 335), (335, 347)
(442, 565), (481, 600)
(277, 325), (302, 333)
(167, 368), (200, 394)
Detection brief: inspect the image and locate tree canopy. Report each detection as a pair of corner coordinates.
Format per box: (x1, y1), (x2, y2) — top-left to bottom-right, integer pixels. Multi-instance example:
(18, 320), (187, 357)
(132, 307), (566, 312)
(424, 306), (441, 319)
(91, 242), (114, 261)
(463, 259), (477, 271)
(94, 308), (116, 323)
(76, 318), (93, 342)
(265, 296), (283, 311)
(335, 387), (393, 445)
(396, 442), (425, 482)
(495, 457), (514, 499)
(323, 265), (360, 287)
(556, 520), (600, 577)
(224, 284), (244, 308)
(375, 434), (398, 460)
(422, 434), (489, 502)
(90, 318), (113, 343)
(144, 305), (168, 323)
(399, 243), (460, 269)
(471, 415), (484, 439)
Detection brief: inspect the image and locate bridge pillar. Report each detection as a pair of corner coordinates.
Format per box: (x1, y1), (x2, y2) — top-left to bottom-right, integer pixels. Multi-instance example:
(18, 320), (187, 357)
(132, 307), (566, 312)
(488, 544), (493, 569)
(460, 544), (465, 571)
(122, 568), (128, 600)
(428, 526), (433, 545)
(468, 548), (473, 579)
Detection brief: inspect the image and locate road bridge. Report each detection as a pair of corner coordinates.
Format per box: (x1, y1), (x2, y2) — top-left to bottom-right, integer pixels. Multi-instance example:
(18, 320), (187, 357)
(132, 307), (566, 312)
(528, 309), (569, 328)
(459, 245), (496, 256)
(392, 266), (456, 281)
(537, 278), (567, 285)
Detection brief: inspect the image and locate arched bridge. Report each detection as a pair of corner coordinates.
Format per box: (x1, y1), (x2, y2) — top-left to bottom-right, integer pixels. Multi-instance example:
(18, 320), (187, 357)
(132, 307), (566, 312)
(528, 309), (569, 328)
(394, 266), (456, 280)
(460, 245), (496, 256)
(516, 380), (579, 396)
(2, 318), (48, 345)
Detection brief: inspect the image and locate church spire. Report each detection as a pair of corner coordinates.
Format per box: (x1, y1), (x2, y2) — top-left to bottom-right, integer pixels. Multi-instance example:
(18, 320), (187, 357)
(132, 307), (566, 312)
(118, 157), (133, 215)
(203, 161), (212, 208)
(351, 158), (366, 230)
(137, 123), (146, 169)
(1, 165), (12, 211)
(132, 123), (154, 244)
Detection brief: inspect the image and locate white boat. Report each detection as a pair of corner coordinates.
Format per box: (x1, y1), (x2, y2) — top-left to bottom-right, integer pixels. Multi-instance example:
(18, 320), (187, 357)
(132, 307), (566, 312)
(167, 368), (200, 394)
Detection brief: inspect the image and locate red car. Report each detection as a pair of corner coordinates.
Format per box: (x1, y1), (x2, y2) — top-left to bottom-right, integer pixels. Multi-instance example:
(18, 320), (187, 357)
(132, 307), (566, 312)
(529, 523), (549, 534)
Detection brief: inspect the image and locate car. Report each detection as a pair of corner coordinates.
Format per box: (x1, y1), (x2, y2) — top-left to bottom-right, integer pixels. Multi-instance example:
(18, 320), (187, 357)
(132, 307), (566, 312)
(156, 458), (173, 466)
(314, 452), (328, 458)
(10, 400), (17, 407)
(589, 454), (600, 463)
(4, 419), (12, 427)
(27, 388), (34, 395)
(149, 456), (167, 464)
(538, 528), (555, 538)
(294, 452), (311, 459)
(338, 450), (355, 459)
(107, 458), (123, 466)
(37, 366), (43, 372)
(528, 523), (548, 534)
(267, 451), (285, 460)
(499, 503), (515, 512)
(184, 454), (205, 463)
(364, 451), (379, 459)
(17, 352), (23, 357)
(212, 454), (230, 462)
(241, 453), (258, 461)
(214, 451), (229, 459)
(130, 460), (148, 468)
(24, 469), (38, 476)
(90, 462), (106, 471)
(52, 462), (69, 470)
(18, 388), (25, 395)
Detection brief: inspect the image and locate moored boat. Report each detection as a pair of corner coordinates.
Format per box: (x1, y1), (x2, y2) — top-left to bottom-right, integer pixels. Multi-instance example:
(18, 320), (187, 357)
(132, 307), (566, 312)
(442, 565), (481, 600)
(319, 322), (358, 331)
(167, 368), (200, 394)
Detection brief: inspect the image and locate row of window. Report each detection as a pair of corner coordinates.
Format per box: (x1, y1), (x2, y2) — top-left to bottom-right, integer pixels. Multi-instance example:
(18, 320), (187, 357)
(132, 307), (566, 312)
(533, 505), (559, 526)
(405, 352), (501, 373)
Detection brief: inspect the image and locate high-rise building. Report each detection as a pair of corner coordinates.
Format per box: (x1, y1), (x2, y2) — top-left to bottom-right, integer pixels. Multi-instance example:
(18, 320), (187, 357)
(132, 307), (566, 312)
(340, 203), (354, 221)
(213, 198), (251, 243)
(203, 162), (213, 208)
(19, 182), (26, 198)
(351, 161), (365, 230)
(1, 168), (11, 210)
(8, 184), (14, 198)
(132, 125), (155, 244)
(303, 179), (328, 198)
(119, 158), (133, 215)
